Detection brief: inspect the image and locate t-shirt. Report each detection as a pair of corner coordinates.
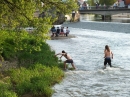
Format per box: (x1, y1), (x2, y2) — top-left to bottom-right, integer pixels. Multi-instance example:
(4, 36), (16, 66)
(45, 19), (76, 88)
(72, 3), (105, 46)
(63, 28), (66, 33)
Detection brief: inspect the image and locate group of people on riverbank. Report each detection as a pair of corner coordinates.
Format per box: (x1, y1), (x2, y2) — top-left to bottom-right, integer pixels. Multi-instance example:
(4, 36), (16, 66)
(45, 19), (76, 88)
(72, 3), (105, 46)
(55, 45), (113, 70)
(51, 26), (70, 37)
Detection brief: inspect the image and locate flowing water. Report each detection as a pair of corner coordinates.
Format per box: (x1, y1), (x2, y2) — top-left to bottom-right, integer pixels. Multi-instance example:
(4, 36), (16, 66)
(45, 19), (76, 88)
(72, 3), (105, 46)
(80, 14), (130, 23)
(47, 22), (130, 97)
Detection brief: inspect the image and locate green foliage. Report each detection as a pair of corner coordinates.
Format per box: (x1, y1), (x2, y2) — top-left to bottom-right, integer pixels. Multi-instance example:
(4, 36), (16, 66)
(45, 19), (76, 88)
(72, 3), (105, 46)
(9, 64), (64, 96)
(0, 29), (65, 97)
(87, 0), (117, 6)
(2, 39), (16, 60)
(0, 0), (78, 29)
(87, 0), (95, 6)
(0, 0), (79, 59)
(0, 30), (16, 60)
(99, 0), (117, 5)
(0, 91), (17, 97)
(0, 1), (78, 58)
(0, 0), (74, 96)
(0, 82), (11, 91)
(0, 36), (65, 96)
(0, 82), (17, 97)
(0, 30), (47, 60)
(17, 42), (62, 68)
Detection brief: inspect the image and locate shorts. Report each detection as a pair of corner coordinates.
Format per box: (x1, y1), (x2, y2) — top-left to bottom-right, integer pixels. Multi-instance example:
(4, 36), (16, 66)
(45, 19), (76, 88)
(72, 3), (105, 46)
(66, 59), (73, 63)
(104, 57), (112, 67)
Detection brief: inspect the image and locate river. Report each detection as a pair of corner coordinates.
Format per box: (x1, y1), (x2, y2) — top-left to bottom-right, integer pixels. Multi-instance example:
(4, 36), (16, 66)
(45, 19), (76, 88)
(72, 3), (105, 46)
(80, 14), (130, 23)
(47, 20), (130, 97)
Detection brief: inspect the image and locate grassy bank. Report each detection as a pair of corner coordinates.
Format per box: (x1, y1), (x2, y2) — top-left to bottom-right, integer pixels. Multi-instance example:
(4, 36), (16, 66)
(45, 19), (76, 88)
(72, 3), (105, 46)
(0, 30), (64, 97)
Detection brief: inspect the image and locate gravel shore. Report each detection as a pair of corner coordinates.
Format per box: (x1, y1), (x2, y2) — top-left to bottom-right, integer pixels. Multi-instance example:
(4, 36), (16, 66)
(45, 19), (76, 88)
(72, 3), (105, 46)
(62, 21), (130, 33)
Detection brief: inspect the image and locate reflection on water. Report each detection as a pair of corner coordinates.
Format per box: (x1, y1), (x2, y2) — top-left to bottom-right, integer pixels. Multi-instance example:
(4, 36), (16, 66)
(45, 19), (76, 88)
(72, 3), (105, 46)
(80, 14), (130, 23)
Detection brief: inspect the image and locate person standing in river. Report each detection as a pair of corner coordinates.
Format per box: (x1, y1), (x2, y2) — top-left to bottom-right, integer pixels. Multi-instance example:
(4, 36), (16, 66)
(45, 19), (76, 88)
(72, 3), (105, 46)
(55, 50), (76, 70)
(104, 45), (113, 68)
(55, 27), (60, 37)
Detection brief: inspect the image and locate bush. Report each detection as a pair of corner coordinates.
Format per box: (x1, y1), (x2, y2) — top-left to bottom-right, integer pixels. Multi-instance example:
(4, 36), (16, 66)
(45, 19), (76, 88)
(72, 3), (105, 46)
(0, 82), (17, 97)
(9, 64), (64, 96)
(0, 30), (65, 97)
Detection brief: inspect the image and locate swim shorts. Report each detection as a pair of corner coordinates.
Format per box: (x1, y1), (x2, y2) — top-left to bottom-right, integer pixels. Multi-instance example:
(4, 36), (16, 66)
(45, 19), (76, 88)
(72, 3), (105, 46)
(66, 59), (73, 63)
(104, 57), (112, 67)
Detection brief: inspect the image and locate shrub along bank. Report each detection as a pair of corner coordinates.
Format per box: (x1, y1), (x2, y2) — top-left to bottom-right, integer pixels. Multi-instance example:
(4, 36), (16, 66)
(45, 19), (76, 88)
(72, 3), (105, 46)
(0, 30), (64, 97)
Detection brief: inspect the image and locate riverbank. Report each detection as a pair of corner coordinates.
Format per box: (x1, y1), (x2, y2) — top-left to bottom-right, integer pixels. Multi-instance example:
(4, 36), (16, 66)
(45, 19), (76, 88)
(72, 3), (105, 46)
(0, 41), (64, 97)
(62, 21), (130, 33)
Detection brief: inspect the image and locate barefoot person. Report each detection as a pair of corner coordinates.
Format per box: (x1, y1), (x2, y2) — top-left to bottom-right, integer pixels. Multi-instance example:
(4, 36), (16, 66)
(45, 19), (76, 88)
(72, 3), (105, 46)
(104, 45), (113, 68)
(55, 50), (76, 70)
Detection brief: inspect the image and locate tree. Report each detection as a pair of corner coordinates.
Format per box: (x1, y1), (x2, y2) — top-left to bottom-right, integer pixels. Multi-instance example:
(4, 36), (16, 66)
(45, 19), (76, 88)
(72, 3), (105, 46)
(99, 0), (117, 5)
(0, 0), (78, 59)
(87, 0), (95, 6)
(0, 0), (78, 33)
(87, 0), (117, 6)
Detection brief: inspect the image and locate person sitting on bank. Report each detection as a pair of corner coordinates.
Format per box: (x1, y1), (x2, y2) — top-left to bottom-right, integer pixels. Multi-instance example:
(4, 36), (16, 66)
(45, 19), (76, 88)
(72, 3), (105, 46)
(104, 45), (113, 68)
(60, 27), (64, 36)
(55, 27), (60, 37)
(66, 27), (70, 37)
(63, 27), (67, 37)
(55, 50), (76, 70)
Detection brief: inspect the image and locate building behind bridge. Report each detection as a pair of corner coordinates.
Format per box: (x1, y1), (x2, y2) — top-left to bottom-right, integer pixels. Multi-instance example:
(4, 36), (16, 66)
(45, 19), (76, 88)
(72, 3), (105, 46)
(119, 0), (130, 7)
(124, 0), (130, 5)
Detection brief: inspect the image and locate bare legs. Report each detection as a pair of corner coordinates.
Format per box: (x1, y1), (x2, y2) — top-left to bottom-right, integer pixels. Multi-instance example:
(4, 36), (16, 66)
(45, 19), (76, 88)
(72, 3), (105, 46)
(71, 63), (76, 69)
(64, 61), (67, 70)
(64, 61), (76, 70)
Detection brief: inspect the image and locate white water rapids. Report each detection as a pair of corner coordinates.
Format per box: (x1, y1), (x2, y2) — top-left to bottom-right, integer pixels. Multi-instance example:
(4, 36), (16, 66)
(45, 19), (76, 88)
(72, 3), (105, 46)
(47, 22), (130, 97)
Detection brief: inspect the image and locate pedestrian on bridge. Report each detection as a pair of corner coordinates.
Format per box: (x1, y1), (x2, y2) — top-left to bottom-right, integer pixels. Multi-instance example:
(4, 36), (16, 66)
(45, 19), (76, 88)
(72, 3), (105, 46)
(113, 3), (117, 9)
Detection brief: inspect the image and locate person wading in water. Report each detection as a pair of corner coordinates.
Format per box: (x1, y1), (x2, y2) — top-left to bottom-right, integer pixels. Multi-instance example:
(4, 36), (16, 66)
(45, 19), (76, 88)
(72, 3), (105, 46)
(55, 50), (76, 70)
(104, 45), (113, 69)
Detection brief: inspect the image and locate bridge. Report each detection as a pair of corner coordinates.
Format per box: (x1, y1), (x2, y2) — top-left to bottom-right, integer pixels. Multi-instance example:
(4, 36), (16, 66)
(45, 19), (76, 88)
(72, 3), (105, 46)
(78, 6), (130, 20)
(79, 7), (130, 15)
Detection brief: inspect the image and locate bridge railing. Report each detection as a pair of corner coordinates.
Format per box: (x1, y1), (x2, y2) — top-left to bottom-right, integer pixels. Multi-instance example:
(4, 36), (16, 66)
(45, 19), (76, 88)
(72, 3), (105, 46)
(79, 6), (127, 10)
(79, 6), (111, 10)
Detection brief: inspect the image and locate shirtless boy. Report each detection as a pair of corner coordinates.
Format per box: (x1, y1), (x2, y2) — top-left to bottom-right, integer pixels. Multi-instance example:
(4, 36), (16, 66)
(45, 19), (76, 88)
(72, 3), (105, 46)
(55, 50), (76, 70)
(104, 45), (113, 68)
